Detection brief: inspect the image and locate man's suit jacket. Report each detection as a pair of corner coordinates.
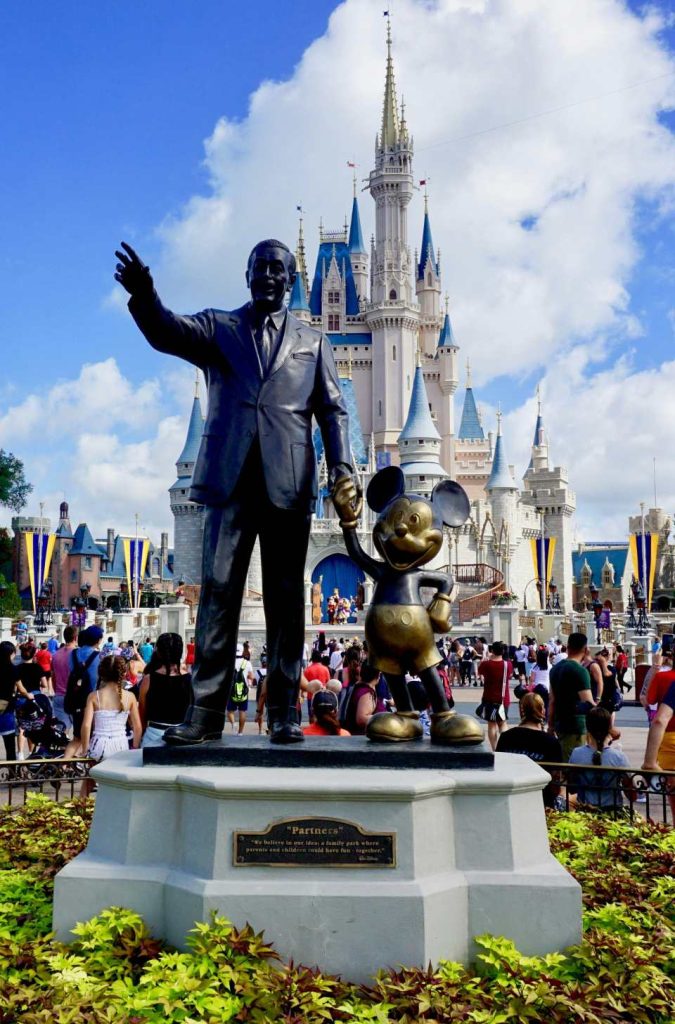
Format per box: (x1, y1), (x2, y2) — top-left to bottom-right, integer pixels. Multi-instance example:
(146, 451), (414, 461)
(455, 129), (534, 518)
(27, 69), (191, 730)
(129, 293), (352, 511)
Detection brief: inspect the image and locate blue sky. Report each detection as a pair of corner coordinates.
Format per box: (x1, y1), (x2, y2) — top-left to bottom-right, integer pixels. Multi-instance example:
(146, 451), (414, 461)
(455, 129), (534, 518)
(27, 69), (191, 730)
(1, 0), (674, 540)
(0, 0), (336, 388)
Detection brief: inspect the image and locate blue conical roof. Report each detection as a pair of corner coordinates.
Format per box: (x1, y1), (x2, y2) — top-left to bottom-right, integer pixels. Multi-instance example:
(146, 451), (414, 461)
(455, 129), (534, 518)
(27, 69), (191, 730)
(399, 366), (441, 442)
(437, 311), (456, 347)
(348, 196), (366, 254)
(289, 271), (310, 312)
(70, 523), (104, 557)
(487, 424), (517, 491)
(457, 387), (484, 440)
(177, 396), (204, 466)
(417, 210), (438, 280)
(525, 400), (544, 474)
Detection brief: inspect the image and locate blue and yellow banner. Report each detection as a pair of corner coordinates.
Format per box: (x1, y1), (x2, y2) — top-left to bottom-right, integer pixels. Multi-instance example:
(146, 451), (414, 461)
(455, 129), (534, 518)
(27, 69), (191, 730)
(24, 531), (56, 613)
(122, 538), (150, 608)
(630, 532), (659, 608)
(530, 536), (557, 603)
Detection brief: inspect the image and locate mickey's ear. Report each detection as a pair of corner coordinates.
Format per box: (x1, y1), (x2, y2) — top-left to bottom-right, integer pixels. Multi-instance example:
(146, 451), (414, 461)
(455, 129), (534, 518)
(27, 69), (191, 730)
(432, 479), (470, 527)
(366, 466), (405, 512)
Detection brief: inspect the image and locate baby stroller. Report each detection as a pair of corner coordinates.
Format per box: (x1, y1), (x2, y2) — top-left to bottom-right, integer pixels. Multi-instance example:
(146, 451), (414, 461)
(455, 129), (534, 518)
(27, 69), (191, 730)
(14, 693), (72, 785)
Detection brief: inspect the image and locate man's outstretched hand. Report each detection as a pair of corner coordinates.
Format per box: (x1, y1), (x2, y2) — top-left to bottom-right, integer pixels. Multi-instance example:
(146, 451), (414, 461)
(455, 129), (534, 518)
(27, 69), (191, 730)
(114, 242), (154, 298)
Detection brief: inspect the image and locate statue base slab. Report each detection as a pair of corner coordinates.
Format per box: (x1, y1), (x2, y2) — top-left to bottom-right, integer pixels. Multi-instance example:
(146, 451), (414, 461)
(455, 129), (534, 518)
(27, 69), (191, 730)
(53, 751), (581, 982)
(143, 734), (495, 770)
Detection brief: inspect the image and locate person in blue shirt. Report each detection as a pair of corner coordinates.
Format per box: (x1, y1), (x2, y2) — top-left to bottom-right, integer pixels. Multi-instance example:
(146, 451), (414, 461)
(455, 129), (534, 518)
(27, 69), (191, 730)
(64, 625), (103, 747)
(139, 637), (154, 664)
(569, 707), (630, 809)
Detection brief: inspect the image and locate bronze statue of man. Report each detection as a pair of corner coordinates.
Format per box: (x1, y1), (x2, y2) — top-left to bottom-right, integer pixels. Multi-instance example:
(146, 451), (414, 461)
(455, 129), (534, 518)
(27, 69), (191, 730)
(115, 239), (361, 744)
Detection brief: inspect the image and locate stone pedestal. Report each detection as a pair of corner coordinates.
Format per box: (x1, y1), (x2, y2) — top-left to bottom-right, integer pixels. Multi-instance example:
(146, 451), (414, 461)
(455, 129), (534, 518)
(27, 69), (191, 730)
(489, 604), (519, 645)
(159, 602), (191, 641)
(53, 750), (581, 981)
(0, 617), (13, 644)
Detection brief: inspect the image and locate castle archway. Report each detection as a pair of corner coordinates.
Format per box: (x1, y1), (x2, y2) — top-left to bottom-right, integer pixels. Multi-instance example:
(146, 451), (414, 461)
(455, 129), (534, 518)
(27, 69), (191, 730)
(311, 554), (365, 621)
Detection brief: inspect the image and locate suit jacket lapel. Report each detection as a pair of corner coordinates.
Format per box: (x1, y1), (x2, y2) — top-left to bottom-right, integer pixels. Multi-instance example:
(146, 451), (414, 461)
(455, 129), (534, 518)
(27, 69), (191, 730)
(268, 312), (302, 378)
(224, 306), (263, 383)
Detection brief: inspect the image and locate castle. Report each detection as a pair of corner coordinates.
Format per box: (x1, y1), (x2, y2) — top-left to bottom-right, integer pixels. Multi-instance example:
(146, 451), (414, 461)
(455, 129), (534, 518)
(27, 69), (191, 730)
(171, 20), (577, 626)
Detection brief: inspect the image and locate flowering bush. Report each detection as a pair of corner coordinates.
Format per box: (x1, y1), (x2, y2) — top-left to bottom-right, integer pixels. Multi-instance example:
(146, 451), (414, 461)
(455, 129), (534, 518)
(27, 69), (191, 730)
(0, 797), (672, 1022)
(494, 590), (519, 605)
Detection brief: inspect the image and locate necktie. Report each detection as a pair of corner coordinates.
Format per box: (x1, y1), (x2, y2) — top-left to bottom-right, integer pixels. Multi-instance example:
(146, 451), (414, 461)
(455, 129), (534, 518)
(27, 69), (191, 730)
(257, 316), (275, 373)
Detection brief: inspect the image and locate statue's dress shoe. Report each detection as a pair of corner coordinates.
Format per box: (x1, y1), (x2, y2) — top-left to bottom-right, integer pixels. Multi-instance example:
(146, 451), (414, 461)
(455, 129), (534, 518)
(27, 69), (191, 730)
(430, 711), (485, 746)
(163, 722), (223, 746)
(270, 720), (305, 744)
(366, 711), (423, 742)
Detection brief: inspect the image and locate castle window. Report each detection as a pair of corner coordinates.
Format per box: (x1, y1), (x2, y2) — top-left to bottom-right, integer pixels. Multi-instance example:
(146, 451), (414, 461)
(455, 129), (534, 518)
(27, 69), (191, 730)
(419, 476), (426, 482)
(389, 289), (397, 301)
(392, 345), (397, 361)
(328, 314), (340, 331)
(378, 400), (382, 417)
(84, 556), (92, 569)
(427, 272), (432, 286)
(328, 290), (340, 304)
(71, 570), (77, 583)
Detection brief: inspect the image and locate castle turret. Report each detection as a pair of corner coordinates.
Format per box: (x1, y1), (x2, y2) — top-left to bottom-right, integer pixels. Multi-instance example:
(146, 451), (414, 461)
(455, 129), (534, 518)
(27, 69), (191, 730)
(415, 191), (442, 357)
(288, 267), (311, 323)
(170, 371), (206, 584)
(348, 180), (368, 304)
(397, 358), (447, 497)
(522, 393), (576, 611)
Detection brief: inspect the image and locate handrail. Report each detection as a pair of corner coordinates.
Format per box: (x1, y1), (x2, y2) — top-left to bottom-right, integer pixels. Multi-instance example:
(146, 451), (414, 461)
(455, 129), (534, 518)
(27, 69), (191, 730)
(539, 761), (674, 826)
(0, 757), (95, 807)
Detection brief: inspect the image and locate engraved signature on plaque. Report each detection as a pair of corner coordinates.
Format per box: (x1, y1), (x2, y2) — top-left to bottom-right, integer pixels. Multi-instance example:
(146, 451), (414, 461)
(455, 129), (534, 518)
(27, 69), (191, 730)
(233, 816), (396, 868)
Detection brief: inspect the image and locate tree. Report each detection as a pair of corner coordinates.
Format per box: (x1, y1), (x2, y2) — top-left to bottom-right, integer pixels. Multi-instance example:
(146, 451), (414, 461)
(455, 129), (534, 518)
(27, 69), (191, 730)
(0, 450), (32, 512)
(0, 575), (21, 617)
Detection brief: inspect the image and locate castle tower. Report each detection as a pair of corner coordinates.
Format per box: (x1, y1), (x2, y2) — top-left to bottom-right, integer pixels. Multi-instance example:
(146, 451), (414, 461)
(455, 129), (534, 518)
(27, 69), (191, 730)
(415, 191), (442, 357)
(435, 295), (459, 473)
(398, 358), (447, 497)
(288, 262), (311, 324)
(486, 412), (519, 579)
(453, 360), (491, 502)
(348, 177), (368, 304)
(522, 394), (576, 611)
(366, 18), (419, 456)
(170, 371), (206, 585)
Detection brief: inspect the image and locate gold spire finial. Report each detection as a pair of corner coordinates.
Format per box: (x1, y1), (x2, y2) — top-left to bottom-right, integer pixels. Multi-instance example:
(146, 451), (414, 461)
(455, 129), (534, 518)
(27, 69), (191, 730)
(416, 344), (422, 368)
(194, 367), (200, 399)
(496, 404), (502, 434)
(445, 292), (450, 314)
(536, 381), (542, 414)
(466, 357), (472, 388)
(296, 206), (308, 292)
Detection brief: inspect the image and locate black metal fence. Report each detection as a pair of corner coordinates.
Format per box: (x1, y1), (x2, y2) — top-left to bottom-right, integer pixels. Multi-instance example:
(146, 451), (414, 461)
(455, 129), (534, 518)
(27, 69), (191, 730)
(0, 758), (95, 806)
(541, 761), (675, 825)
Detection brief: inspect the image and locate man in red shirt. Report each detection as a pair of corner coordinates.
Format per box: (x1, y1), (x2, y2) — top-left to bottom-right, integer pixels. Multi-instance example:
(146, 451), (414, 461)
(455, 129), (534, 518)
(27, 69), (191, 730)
(35, 643), (53, 691)
(477, 641), (513, 750)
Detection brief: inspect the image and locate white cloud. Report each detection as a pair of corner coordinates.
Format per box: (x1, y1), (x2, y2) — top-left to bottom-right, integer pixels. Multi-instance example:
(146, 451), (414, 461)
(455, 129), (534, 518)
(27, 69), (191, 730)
(0, 359), (197, 542)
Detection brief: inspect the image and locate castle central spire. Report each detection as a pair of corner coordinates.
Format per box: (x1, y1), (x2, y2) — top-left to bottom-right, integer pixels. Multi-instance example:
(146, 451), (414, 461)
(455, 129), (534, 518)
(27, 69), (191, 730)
(380, 17), (400, 149)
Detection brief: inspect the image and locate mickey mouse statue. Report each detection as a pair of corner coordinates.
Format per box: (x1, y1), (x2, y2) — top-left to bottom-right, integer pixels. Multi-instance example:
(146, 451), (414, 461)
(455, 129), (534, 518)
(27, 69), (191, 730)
(338, 465), (485, 746)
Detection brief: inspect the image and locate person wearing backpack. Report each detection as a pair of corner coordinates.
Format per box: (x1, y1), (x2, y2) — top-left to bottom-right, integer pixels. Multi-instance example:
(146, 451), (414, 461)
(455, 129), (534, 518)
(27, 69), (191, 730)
(226, 643), (255, 734)
(64, 626), (102, 742)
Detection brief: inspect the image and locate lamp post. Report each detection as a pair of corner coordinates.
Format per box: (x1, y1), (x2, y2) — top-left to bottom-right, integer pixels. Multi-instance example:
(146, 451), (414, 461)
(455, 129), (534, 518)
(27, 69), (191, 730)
(640, 502), (649, 614)
(523, 577), (542, 611)
(548, 577), (560, 612)
(625, 575), (637, 628)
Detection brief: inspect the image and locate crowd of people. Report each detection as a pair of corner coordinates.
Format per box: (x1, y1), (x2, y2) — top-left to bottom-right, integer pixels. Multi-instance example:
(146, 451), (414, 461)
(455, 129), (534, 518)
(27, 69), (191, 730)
(0, 623), (673, 820)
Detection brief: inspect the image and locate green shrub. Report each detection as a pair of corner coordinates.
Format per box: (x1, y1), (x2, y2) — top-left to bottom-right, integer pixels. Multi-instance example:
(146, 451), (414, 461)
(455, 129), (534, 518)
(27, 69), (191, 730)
(0, 798), (672, 1023)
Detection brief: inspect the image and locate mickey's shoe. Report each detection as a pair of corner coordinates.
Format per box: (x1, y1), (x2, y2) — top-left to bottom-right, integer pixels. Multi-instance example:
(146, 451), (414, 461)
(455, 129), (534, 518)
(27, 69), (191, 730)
(269, 706), (305, 745)
(430, 710), (485, 746)
(366, 711), (424, 742)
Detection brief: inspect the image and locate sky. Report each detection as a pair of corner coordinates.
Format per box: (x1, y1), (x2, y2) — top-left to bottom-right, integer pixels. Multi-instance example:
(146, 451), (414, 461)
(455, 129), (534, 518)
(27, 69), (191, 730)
(0, 0), (674, 545)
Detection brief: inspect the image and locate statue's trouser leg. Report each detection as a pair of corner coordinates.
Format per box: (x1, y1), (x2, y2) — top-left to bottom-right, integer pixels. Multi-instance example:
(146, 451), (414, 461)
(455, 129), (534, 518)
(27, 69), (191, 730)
(419, 665), (451, 714)
(189, 480), (258, 730)
(259, 499), (312, 727)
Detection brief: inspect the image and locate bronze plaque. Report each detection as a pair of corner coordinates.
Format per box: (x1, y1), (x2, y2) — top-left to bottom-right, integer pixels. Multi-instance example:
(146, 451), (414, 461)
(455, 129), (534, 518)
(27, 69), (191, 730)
(233, 816), (396, 868)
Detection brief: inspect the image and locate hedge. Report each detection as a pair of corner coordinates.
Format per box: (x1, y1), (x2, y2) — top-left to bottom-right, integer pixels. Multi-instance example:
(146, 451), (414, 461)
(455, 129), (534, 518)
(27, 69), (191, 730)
(0, 795), (673, 1023)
